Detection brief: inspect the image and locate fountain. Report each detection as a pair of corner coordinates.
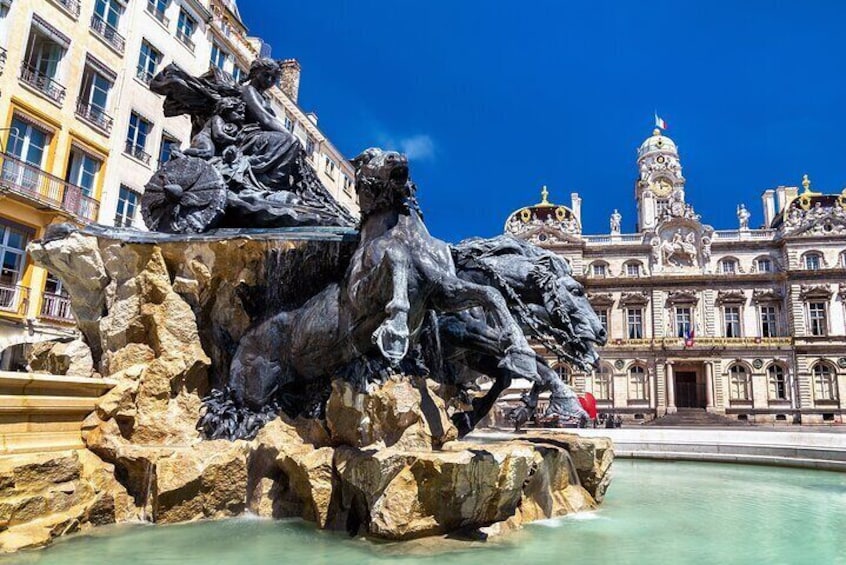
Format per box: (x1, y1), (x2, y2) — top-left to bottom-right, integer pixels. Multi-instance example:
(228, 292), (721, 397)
(1, 58), (612, 552)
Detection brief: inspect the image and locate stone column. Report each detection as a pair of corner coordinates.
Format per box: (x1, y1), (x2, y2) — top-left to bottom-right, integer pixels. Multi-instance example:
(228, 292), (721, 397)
(665, 361), (676, 414)
(705, 362), (715, 410)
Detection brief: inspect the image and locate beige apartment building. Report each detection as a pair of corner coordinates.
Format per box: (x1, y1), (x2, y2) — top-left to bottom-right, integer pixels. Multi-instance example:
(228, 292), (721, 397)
(0, 0), (358, 369)
(502, 128), (846, 425)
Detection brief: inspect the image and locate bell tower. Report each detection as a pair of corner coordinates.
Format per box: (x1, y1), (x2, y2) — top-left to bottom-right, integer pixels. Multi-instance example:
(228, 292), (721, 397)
(635, 128), (686, 232)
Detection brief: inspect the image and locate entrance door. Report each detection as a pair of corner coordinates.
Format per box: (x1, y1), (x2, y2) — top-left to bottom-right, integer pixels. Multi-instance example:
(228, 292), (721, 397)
(675, 371), (705, 408)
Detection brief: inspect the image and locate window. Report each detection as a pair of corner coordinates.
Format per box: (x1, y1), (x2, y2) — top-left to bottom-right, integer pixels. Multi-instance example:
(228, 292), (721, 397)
(126, 112), (152, 162)
(813, 363), (838, 401)
(210, 42), (228, 71)
(808, 302), (827, 336)
(158, 135), (179, 167)
(114, 185), (139, 227)
(804, 253), (822, 271)
(675, 307), (692, 338)
(3, 116), (51, 190)
(720, 259), (738, 274)
(729, 364), (750, 401)
(756, 258), (772, 273)
(626, 262), (640, 277)
(0, 220), (28, 290)
(22, 22), (68, 102)
(94, 0), (123, 29)
(78, 65), (113, 131)
(594, 309), (609, 335)
(41, 272), (71, 320)
(556, 364), (570, 385)
(146, 0), (170, 25)
(305, 136), (316, 156)
(841, 252), (846, 268)
(232, 65), (244, 83)
(343, 174), (353, 195)
(629, 366), (647, 401)
(768, 365), (788, 401)
(65, 149), (102, 197)
(760, 305), (778, 338)
(176, 9), (196, 50)
(626, 308), (643, 339)
(324, 156), (337, 179)
(592, 263), (607, 277)
(137, 41), (161, 84)
(284, 115), (294, 132)
(594, 366), (612, 401)
(723, 306), (741, 338)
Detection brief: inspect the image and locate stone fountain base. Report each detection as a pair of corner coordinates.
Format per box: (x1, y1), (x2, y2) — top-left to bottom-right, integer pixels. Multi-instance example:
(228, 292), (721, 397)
(0, 226), (613, 551)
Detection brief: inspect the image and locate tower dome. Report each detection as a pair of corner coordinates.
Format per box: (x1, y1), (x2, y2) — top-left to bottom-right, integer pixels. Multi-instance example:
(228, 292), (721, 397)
(638, 128), (678, 159)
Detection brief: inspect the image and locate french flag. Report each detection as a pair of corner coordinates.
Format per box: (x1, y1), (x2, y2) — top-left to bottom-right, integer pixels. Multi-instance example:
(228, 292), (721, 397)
(654, 112), (667, 130)
(684, 327), (695, 348)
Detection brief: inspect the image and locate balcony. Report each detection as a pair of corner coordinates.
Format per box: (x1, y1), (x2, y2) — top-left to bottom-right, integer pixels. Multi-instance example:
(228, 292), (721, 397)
(0, 152), (99, 222)
(603, 336), (794, 349)
(75, 100), (114, 134)
(0, 283), (28, 316)
(49, 0), (80, 19)
(19, 64), (66, 105)
(176, 29), (195, 52)
(136, 67), (154, 85)
(40, 292), (74, 322)
(146, 2), (170, 27)
(124, 141), (152, 165)
(90, 14), (125, 54)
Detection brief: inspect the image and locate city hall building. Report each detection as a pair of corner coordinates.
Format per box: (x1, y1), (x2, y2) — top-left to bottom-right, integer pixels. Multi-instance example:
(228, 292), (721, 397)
(502, 128), (846, 425)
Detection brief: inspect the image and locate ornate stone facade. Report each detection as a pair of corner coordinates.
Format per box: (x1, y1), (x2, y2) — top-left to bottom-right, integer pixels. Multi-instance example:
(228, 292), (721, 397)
(503, 129), (846, 425)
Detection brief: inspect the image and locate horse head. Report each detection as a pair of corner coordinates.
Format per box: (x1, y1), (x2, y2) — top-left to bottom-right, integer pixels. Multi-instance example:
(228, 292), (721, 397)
(350, 148), (415, 218)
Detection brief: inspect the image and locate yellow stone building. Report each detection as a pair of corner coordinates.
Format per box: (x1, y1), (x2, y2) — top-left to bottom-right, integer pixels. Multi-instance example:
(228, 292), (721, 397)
(0, 0), (358, 369)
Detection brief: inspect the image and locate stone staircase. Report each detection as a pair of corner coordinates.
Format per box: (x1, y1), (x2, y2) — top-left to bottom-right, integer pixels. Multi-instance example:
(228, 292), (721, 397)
(645, 408), (751, 427)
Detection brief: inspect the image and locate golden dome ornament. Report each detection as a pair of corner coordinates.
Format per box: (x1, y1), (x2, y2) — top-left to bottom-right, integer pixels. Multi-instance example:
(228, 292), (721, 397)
(520, 208), (532, 223)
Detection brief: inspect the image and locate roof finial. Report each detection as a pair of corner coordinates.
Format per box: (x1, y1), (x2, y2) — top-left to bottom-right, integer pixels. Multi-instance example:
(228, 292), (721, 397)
(540, 185), (550, 205)
(653, 128), (661, 136)
(802, 174), (811, 192)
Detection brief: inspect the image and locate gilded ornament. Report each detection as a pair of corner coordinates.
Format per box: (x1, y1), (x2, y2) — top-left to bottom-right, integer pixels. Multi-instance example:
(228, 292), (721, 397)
(555, 206), (568, 221)
(520, 208), (532, 223)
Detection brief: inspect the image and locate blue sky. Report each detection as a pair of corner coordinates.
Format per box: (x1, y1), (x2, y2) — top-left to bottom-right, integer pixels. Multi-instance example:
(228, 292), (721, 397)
(240, 1), (846, 243)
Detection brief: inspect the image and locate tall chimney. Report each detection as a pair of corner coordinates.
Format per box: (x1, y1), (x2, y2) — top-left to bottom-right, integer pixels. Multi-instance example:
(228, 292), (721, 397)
(279, 59), (301, 103)
(761, 189), (776, 227)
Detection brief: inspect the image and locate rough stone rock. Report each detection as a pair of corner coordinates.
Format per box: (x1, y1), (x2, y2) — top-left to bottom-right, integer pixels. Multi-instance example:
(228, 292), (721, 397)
(27, 339), (95, 377)
(326, 377), (458, 450)
(0, 450), (135, 552)
(333, 438), (599, 540)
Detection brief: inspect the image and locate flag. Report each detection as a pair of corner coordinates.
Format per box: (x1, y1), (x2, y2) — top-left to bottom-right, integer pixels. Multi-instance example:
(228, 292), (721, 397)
(684, 327), (695, 348)
(579, 393), (598, 420)
(654, 112), (667, 130)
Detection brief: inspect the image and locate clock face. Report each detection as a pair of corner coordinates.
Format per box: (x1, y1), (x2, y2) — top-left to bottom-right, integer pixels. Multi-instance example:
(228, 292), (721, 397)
(652, 178), (673, 197)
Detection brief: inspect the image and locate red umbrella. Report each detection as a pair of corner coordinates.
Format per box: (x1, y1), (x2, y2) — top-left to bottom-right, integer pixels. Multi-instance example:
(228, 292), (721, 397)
(579, 392), (598, 419)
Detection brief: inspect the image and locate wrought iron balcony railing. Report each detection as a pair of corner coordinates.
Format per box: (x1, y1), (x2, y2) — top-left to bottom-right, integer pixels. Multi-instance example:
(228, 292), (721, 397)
(0, 283), (28, 315)
(19, 64), (66, 104)
(136, 67), (154, 85)
(176, 29), (195, 52)
(90, 14), (125, 53)
(0, 47), (7, 74)
(0, 152), (99, 222)
(51, 0), (80, 18)
(40, 292), (74, 322)
(75, 99), (114, 134)
(124, 141), (152, 165)
(146, 2), (169, 26)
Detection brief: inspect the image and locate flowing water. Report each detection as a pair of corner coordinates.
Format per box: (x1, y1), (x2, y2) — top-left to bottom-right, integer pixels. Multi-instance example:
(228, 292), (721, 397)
(7, 460), (846, 565)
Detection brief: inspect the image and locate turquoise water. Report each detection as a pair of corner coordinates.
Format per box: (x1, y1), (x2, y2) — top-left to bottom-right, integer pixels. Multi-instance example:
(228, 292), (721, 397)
(6, 460), (846, 565)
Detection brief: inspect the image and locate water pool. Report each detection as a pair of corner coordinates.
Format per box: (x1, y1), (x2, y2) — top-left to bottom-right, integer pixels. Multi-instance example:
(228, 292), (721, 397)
(7, 460), (846, 565)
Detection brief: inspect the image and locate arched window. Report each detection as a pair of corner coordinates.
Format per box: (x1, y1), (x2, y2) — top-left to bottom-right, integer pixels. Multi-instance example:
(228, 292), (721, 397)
(767, 365), (788, 401)
(556, 363), (571, 386)
(624, 261), (642, 277)
(591, 261), (608, 278)
(629, 365), (648, 401)
(729, 364), (750, 400)
(803, 252), (823, 271)
(593, 365), (613, 400)
(720, 258), (738, 274)
(813, 363), (838, 401)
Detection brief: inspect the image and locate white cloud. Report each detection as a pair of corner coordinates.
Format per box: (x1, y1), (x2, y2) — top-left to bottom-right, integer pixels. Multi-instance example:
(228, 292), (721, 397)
(376, 132), (436, 162)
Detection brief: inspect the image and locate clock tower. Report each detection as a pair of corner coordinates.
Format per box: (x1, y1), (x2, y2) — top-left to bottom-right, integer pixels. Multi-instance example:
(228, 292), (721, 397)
(635, 128), (686, 232)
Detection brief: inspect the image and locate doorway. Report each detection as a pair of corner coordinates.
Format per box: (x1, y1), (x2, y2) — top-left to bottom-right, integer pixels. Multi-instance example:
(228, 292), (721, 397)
(675, 370), (705, 408)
